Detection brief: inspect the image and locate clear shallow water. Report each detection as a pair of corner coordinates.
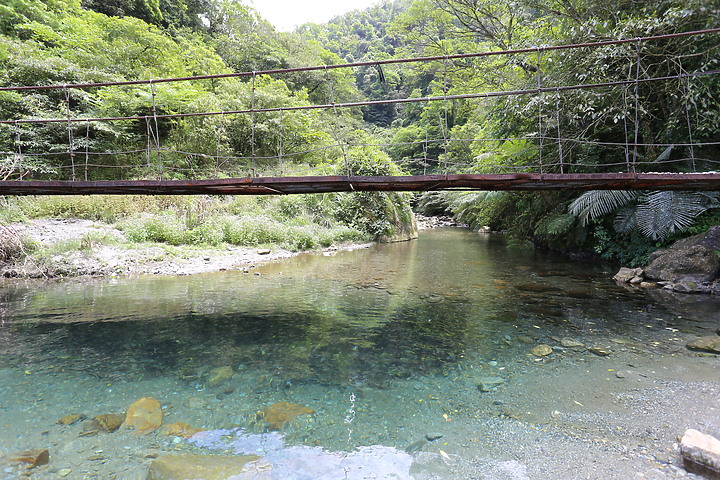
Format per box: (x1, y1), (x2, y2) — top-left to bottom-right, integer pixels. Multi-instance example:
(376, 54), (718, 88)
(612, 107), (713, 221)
(0, 228), (718, 479)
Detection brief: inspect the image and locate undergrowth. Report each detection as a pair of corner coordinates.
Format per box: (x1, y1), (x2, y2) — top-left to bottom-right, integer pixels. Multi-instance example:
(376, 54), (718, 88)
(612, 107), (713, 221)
(120, 212), (365, 251)
(1, 194), (372, 252)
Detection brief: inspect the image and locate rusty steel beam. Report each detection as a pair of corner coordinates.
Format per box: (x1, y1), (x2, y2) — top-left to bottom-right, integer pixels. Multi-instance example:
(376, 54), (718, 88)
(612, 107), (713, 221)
(1, 173), (720, 196)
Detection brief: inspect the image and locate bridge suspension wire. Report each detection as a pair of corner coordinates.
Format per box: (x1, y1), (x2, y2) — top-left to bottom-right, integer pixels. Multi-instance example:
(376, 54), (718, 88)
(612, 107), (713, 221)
(278, 109), (284, 175)
(64, 86), (76, 181)
(631, 38), (643, 173)
(442, 56), (450, 175)
(9, 121), (22, 181)
(325, 66), (350, 176)
(84, 119), (90, 181)
(251, 72), (257, 177)
(149, 81), (163, 179)
(1, 28), (718, 93)
(4, 68), (716, 127)
(555, 93), (564, 175)
(682, 75), (696, 172)
(1, 27), (718, 188)
(536, 47), (544, 176)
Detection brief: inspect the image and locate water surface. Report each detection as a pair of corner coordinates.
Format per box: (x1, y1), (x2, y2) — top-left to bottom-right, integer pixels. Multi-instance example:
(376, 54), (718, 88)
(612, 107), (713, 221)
(1, 228), (717, 479)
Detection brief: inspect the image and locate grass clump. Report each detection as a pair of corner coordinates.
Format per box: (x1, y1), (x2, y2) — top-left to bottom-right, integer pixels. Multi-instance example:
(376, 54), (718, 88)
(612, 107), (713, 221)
(0, 226), (35, 263)
(121, 213), (187, 245)
(1, 190), (404, 252)
(119, 212), (367, 251)
(222, 215), (285, 246)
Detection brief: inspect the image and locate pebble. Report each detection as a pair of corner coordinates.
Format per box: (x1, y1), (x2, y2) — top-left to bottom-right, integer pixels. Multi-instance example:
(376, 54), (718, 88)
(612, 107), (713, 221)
(92, 413), (125, 433)
(686, 336), (720, 354)
(588, 346), (611, 356)
(207, 366), (234, 387)
(57, 413), (86, 425)
(531, 344), (553, 356)
(7, 449), (49, 468)
(478, 376), (506, 392)
(560, 338), (585, 348)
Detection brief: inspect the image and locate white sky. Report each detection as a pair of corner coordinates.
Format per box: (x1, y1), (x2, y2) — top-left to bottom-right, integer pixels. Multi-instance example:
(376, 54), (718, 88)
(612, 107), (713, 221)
(250, 0), (381, 32)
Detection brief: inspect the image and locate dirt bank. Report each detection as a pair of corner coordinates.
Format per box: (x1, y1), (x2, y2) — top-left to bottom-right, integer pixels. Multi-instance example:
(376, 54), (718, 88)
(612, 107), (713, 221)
(1, 219), (371, 278)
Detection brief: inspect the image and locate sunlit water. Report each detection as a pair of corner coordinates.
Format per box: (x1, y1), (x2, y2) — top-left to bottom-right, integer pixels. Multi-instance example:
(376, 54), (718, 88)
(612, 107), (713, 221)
(0, 228), (718, 479)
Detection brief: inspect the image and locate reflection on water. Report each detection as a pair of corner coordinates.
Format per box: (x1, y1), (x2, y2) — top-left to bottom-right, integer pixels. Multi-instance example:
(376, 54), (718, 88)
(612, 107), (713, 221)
(1, 228), (719, 479)
(1, 228), (718, 386)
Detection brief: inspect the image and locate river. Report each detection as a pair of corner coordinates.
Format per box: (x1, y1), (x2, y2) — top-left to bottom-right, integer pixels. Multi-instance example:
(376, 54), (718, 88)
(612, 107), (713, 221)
(0, 228), (718, 479)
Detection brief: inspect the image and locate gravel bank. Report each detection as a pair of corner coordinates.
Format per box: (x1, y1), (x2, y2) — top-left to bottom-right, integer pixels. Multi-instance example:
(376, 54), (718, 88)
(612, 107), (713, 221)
(1, 219), (371, 278)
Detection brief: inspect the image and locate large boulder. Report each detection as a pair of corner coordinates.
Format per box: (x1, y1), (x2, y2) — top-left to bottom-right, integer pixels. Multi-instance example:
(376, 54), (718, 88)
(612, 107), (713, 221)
(672, 225), (720, 250)
(644, 245), (720, 283)
(680, 429), (720, 478)
(644, 227), (720, 283)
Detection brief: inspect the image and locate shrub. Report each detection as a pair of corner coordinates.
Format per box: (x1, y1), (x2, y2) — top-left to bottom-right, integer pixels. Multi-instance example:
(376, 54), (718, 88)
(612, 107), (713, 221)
(221, 215), (284, 246)
(121, 213), (186, 245)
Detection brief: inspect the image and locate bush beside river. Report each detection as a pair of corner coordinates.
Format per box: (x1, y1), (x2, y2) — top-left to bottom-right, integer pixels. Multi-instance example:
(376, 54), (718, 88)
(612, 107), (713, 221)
(0, 193), (415, 278)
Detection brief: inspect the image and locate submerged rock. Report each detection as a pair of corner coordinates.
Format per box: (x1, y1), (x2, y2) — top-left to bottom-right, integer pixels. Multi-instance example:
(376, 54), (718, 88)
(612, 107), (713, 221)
(188, 429), (414, 480)
(92, 413), (125, 433)
(146, 454), (269, 480)
(122, 397), (163, 435)
(516, 284), (561, 293)
(477, 376), (506, 392)
(560, 338), (585, 348)
(587, 346), (611, 356)
(261, 402), (313, 431)
(687, 336), (720, 354)
(6, 449), (49, 468)
(162, 421), (204, 438)
(207, 366), (234, 387)
(680, 429), (720, 479)
(404, 438), (428, 453)
(57, 413), (86, 425)
(531, 344), (553, 356)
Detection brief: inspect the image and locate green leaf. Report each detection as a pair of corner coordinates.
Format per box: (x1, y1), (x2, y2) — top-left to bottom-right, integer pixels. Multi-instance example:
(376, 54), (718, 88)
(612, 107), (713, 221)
(635, 191), (711, 241)
(568, 190), (639, 225)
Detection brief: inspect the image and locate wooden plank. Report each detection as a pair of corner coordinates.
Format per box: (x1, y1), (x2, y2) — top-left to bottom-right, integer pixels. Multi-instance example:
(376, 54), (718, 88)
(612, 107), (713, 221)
(1, 173), (720, 195)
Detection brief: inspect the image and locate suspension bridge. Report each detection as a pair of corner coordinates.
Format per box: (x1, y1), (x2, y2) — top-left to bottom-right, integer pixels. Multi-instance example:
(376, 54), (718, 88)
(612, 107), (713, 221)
(1, 28), (719, 195)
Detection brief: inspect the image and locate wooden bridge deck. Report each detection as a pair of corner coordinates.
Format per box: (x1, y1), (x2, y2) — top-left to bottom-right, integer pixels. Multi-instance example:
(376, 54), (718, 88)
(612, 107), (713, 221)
(1, 173), (720, 195)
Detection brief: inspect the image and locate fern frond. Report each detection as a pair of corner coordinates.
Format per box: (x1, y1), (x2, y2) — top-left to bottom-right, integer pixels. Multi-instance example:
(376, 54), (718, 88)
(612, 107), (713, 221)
(635, 191), (709, 240)
(568, 190), (639, 225)
(613, 206), (637, 233)
(535, 213), (575, 237)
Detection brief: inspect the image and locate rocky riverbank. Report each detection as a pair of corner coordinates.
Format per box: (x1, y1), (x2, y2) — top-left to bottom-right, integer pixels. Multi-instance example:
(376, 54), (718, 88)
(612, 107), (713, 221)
(0, 219), (372, 279)
(415, 214), (465, 230)
(613, 225), (720, 295)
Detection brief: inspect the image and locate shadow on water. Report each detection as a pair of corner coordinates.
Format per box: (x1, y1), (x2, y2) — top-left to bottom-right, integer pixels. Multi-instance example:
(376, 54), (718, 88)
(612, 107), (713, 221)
(0, 294), (476, 388)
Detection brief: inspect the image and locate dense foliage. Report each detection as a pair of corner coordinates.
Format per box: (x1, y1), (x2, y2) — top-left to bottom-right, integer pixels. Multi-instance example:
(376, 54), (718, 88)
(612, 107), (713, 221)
(1, 0), (719, 260)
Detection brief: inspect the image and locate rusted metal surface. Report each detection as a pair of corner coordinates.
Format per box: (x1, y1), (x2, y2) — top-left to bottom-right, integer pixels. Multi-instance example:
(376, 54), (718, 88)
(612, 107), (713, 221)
(1, 173), (720, 195)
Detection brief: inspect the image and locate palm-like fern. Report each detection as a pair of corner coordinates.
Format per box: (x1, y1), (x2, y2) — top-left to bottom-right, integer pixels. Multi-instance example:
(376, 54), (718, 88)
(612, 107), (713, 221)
(568, 190), (720, 240)
(568, 190), (640, 225)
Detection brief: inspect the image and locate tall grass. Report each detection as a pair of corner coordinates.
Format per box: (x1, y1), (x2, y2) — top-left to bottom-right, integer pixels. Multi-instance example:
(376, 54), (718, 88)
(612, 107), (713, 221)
(120, 212), (365, 251)
(1, 190), (403, 251)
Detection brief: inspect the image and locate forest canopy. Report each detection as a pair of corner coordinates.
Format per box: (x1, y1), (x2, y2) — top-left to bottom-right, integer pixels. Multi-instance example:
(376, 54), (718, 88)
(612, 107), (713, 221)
(1, 0), (719, 259)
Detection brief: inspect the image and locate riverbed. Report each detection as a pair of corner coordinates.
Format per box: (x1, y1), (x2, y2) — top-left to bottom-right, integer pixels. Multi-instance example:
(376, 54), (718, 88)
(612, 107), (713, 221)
(0, 228), (718, 479)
